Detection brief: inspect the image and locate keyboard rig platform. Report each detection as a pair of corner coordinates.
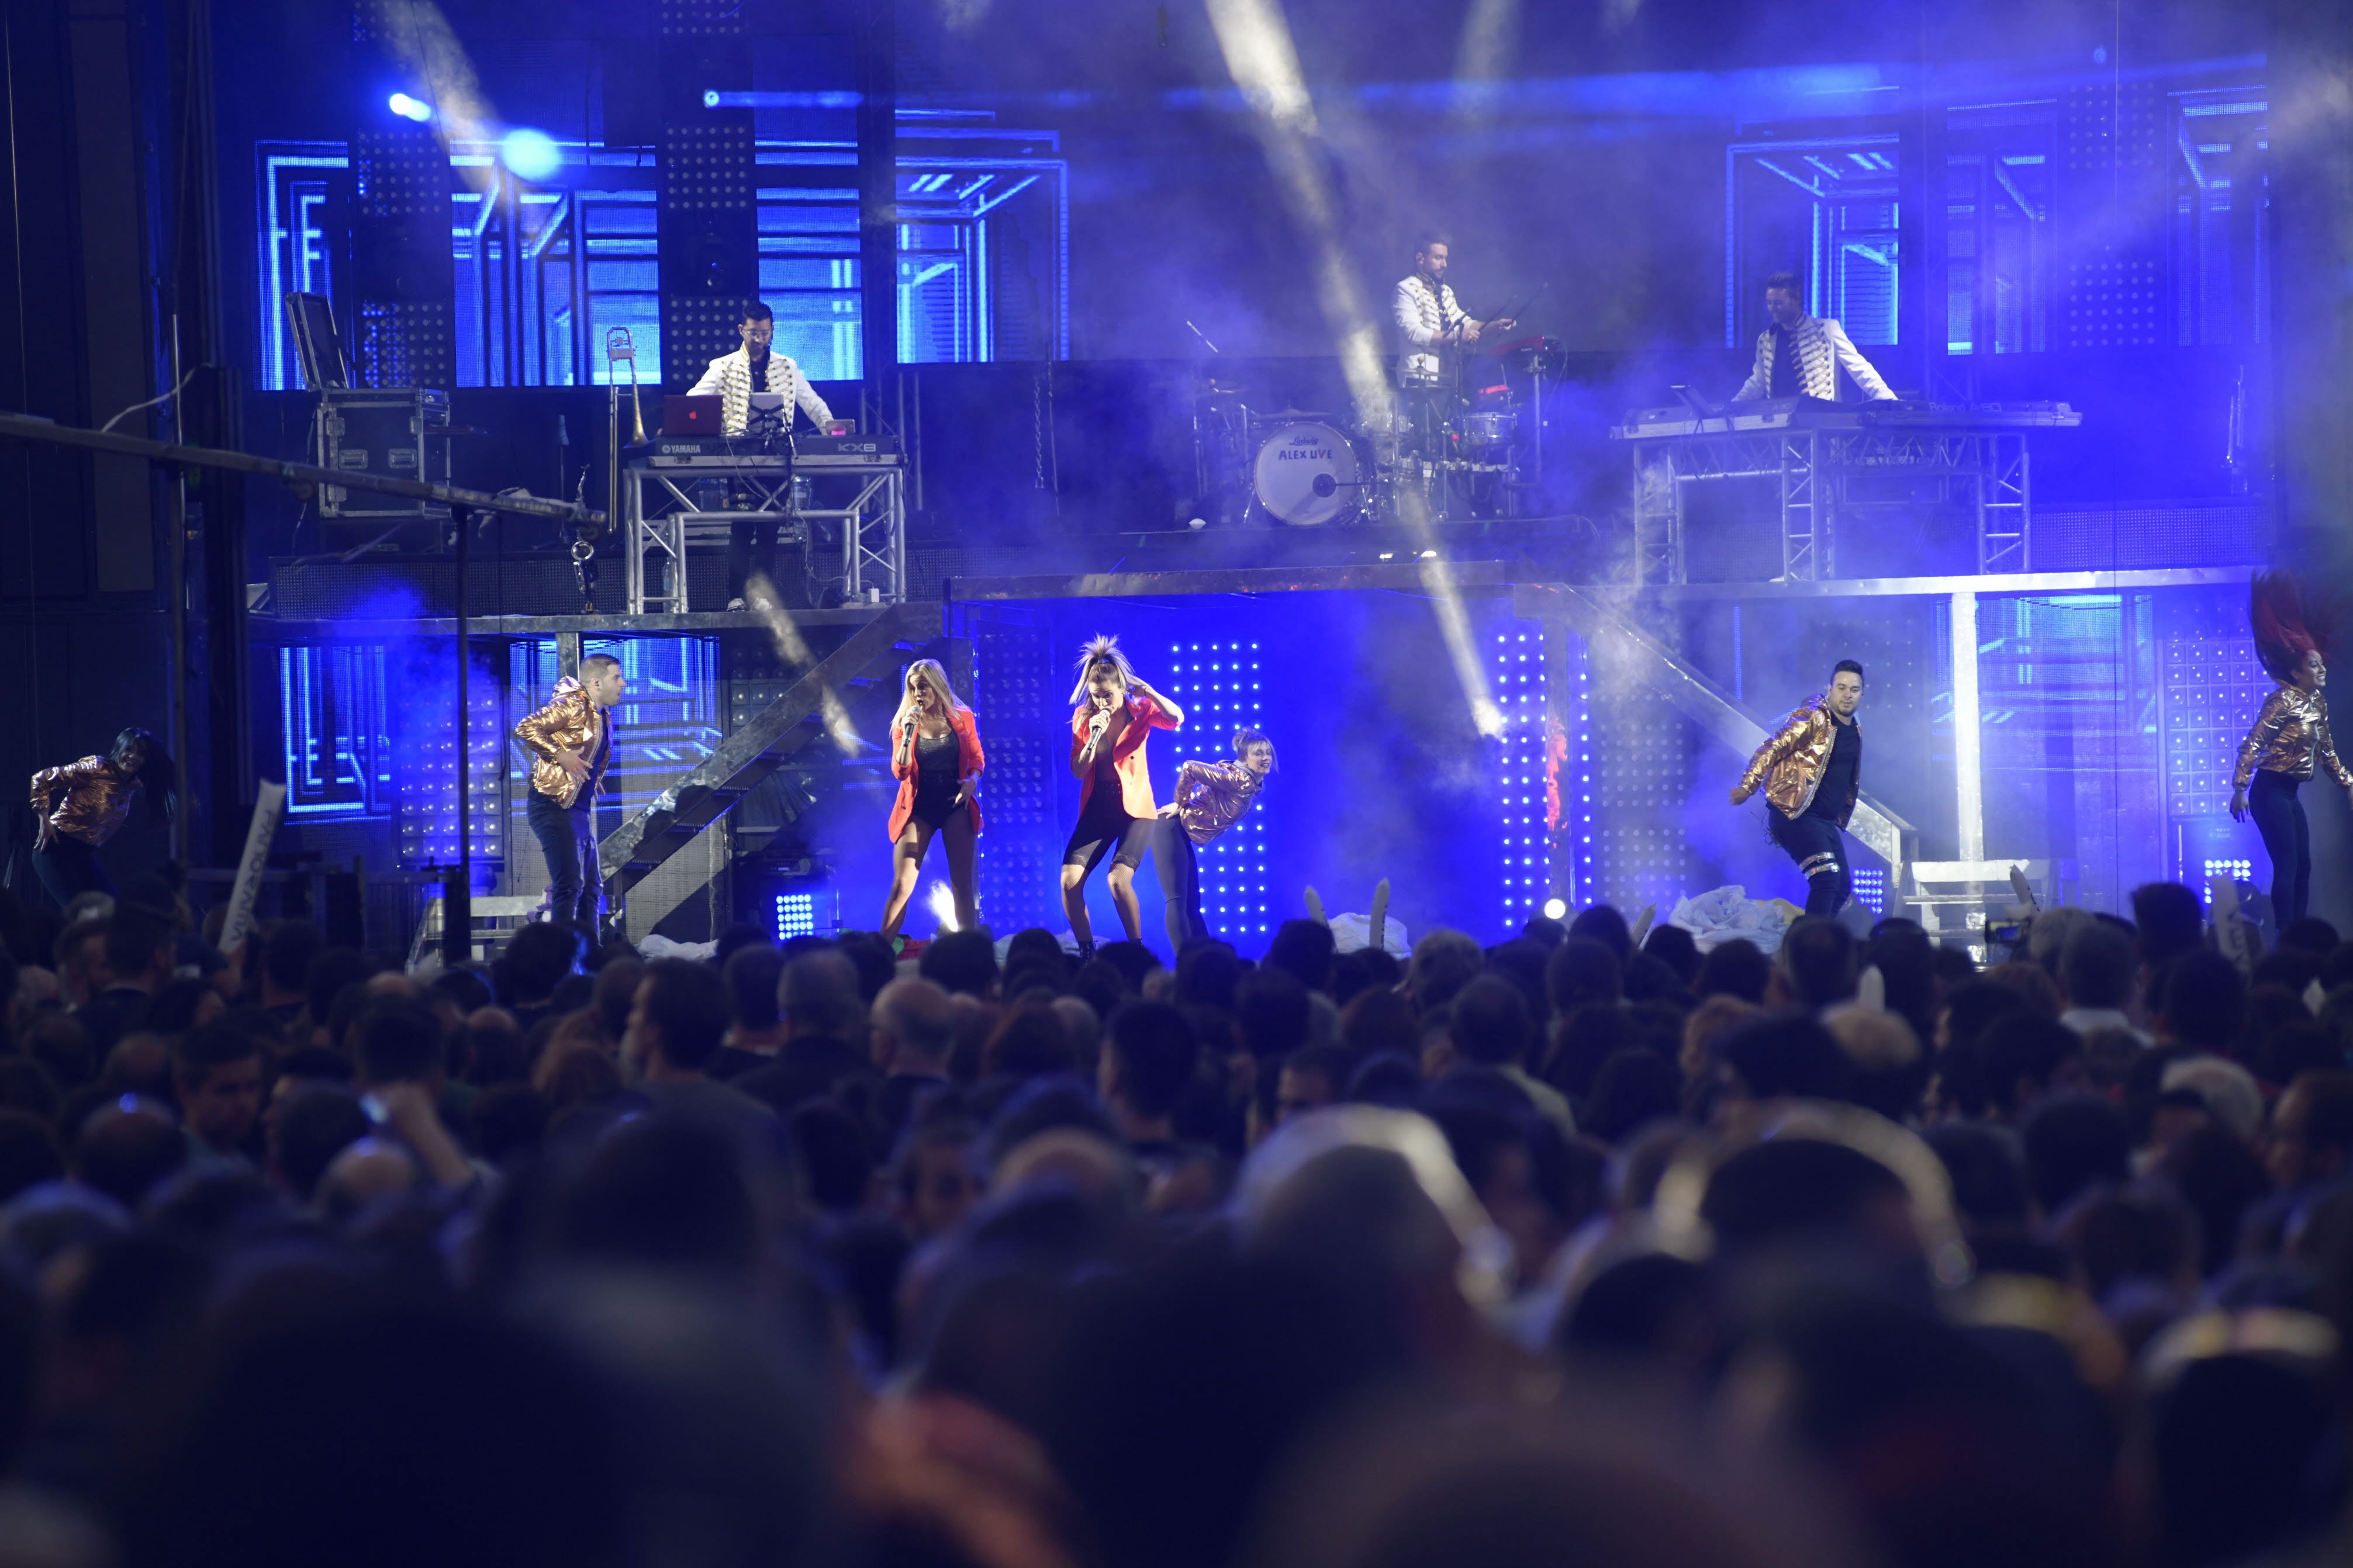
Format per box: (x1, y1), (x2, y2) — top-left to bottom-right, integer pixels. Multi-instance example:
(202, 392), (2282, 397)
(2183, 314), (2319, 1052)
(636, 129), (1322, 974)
(1607, 399), (2083, 583)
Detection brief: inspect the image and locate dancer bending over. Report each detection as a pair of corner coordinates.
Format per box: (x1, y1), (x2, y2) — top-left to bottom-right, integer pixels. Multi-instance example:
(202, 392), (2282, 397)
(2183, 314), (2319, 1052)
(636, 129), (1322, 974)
(1154, 728), (1274, 954)
(883, 658), (984, 940)
(514, 653), (627, 930)
(2233, 571), (2351, 927)
(1063, 636), (1184, 957)
(1730, 660), (1865, 918)
(29, 728), (177, 906)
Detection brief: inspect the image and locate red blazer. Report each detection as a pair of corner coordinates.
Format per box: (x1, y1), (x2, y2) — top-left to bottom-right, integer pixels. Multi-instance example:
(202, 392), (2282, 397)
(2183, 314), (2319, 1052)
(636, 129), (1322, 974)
(1070, 693), (1179, 819)
(887, 708), (985, 840)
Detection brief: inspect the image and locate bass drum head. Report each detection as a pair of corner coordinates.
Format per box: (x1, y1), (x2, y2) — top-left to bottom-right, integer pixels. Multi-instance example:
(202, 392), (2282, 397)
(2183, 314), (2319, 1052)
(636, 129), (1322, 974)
(1252, 421), (1362, 526)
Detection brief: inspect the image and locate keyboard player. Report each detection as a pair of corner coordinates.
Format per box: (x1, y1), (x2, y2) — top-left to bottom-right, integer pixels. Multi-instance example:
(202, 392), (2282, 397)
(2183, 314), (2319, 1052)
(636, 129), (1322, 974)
(686, 300), (834, 608)
(1732, 271), (1895, 404)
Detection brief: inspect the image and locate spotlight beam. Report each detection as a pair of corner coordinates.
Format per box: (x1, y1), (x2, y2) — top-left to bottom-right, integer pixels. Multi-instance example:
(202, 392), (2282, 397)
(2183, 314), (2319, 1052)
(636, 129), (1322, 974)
(1204, 0), (1504, 738)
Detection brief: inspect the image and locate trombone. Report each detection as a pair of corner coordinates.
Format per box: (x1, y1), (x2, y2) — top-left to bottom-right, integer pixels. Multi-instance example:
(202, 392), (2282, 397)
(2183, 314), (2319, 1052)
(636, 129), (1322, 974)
(602, 327), (646, 548)
(607, 326), (646, 443)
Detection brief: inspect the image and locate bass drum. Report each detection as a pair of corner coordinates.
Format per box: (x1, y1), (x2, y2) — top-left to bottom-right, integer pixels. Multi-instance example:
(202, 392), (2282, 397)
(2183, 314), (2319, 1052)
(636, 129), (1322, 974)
(1251, 420), (1366, 527)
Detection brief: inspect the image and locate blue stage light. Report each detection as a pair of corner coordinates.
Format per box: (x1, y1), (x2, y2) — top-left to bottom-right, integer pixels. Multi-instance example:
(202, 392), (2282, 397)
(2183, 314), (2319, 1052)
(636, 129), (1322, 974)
(388, 92), (434, 122)
(499, 127), (562, 181)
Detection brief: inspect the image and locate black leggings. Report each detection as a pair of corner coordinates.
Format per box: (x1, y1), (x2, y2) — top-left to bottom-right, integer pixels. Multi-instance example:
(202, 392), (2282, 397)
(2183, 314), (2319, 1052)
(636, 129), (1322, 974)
(32, 836), (113, 909)
(1769, 809), (1850, 919)
(1152, 816), (1205, 953)
(2248, 770), (2311, 926)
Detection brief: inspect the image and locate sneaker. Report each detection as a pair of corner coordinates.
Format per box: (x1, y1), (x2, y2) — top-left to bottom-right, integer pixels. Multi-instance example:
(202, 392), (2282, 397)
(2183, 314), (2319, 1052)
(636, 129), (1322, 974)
(727, 597), (746, 611)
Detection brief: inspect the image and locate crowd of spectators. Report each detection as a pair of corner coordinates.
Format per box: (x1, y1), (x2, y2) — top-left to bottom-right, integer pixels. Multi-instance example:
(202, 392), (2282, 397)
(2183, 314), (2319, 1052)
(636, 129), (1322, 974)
(0, 873), (2347, 1568)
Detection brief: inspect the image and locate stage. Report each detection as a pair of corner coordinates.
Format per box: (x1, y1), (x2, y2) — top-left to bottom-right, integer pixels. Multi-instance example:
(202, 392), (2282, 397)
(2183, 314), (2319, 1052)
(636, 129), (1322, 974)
(232, 549), (2337, 961)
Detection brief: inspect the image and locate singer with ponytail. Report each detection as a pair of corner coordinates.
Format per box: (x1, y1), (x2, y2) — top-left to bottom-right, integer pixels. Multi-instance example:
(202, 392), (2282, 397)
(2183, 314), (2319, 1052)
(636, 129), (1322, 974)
(1063, 636), (1184, 958)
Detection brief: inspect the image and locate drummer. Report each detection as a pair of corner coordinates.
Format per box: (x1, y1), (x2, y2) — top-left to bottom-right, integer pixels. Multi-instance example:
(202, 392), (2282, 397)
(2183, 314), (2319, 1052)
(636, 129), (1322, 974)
(1393, 233), (1514, 449)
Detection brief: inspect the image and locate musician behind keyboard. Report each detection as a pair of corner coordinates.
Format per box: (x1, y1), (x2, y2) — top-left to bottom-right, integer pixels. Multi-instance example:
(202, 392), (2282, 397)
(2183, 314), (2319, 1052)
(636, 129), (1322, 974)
(1732, 270), (1896, 404)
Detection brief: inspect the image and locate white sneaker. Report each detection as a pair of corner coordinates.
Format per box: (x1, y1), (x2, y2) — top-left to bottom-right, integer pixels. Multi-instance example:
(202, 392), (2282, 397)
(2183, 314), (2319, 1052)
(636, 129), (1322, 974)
(727, 597), (745, 611)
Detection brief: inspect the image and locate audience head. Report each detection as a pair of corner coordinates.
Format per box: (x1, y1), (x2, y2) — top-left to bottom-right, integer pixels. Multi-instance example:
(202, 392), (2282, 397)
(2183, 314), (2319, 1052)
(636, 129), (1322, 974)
(2158, 952), (2247, 1052)
(499, 922), (580, 1007)
(1566, 905), (1632, 963)
(2131, 881), (2206, 971)
(871, 977), (955, 1074)
(1100, 1003), (1200, 1128)
(1694, 938), (1770, 1004)
(353, 998), (444, 1089)
(920, 929), (1000, 998)
(780, 950), (865, 1045)
(621, 959), (732, 1078)
(1446, 975), (1535, 1069)
(1545, 937), (1622, 1015)
(1778, 918), (1858, 1010)
(174, 1023), (265, 1152)
(723, 943), (787, 1033)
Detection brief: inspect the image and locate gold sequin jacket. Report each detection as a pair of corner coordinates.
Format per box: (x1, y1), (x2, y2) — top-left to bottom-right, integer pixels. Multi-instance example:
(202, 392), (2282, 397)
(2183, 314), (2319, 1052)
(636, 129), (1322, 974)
(30, 756), (140, 847)
(1169, 759), (1264, 847)
(513, 677), (611, 809)
(2234, 685), (2352, 790)
(1733, 696), (1858, 825)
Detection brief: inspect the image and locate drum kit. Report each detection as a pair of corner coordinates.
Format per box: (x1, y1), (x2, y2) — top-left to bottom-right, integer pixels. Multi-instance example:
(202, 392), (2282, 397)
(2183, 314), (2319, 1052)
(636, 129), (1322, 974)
(1190, 336), (1565, 528)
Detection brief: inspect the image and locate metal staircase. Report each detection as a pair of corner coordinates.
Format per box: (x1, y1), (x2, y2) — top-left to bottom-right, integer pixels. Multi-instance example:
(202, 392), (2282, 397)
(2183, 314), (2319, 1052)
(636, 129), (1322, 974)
(1514, 582), (1917, 885)
(598, 602), (940, 936)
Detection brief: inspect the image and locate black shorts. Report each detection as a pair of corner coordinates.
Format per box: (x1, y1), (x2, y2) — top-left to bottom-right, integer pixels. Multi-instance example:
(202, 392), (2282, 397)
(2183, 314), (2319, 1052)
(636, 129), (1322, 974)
(1063, 788), (1152, 873)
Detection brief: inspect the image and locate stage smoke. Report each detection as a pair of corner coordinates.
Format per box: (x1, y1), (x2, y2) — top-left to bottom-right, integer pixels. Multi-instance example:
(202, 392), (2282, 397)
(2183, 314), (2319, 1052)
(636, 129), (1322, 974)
(1204, 0), (1503, 739)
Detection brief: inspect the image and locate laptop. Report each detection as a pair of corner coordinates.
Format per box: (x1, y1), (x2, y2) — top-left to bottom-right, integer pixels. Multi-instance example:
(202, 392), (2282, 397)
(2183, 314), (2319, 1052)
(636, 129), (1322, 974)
(661, 394), (724, 437)
(745, 391), (786, 439)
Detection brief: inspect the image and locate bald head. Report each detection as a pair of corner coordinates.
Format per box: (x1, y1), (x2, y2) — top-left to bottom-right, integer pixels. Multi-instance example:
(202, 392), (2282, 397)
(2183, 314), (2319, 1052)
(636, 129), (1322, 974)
(871, 976), (955, 1072)
(317, 1137), (422, 1223)
(782, 950), (865, 1044)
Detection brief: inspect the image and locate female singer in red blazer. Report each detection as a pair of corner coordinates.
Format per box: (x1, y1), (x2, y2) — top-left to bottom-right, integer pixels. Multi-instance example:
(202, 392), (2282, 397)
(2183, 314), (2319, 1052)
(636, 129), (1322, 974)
(883, 659), (984, 939)
(1063, 635), (1184, 956)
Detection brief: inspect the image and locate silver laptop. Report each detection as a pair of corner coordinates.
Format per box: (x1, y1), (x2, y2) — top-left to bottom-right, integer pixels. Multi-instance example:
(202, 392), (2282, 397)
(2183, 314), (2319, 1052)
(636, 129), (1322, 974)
(745, 390), (786, 439)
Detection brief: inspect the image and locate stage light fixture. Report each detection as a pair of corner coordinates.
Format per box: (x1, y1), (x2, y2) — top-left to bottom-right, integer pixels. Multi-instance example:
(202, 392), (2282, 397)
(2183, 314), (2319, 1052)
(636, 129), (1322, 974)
(387, 92), (434, 122)
(499, 127), (562, 181)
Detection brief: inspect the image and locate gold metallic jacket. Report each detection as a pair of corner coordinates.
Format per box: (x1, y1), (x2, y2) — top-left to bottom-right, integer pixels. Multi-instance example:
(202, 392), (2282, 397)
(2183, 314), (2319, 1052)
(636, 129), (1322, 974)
(30, 756), (141, 847)
(2234, 685), (2353, 790)
(1733, 697), (1857, 825)
(513, 677), (611, 809)
(1169, 759), (1264, 847)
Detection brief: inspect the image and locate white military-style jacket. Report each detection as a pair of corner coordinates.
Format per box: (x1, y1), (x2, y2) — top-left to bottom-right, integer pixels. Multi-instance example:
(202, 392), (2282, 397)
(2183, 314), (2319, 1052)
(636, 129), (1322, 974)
(1393, 274), (1481, 383)
(687, 346), (834, 435)
(1733, 314), (1895, 402)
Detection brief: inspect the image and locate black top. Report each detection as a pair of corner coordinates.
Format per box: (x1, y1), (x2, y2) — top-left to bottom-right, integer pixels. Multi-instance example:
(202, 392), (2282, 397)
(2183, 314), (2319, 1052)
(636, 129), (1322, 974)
(748, 348), (770, 388)
(1770, 324), (1800, 397)
(1805, 715), (1860, 821)
(915, 728), (959, 787)
(571, 714), (613, 813)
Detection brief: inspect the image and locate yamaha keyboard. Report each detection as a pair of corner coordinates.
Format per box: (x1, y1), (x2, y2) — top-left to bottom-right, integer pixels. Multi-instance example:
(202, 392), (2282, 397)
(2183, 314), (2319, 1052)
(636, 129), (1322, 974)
(1611, 399), (2081, 440)
(628, 431), (904, 469)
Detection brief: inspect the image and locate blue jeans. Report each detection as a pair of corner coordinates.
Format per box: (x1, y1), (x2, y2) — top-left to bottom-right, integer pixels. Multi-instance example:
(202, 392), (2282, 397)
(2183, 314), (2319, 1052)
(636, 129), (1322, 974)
(527, 791), (601, 929)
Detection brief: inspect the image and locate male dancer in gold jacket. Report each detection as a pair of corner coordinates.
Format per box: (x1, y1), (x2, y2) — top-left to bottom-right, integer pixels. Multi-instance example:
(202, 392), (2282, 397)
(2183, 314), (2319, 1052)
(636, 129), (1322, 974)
(514, 653), (627, 929)
(1730, 660), (1865, 918)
